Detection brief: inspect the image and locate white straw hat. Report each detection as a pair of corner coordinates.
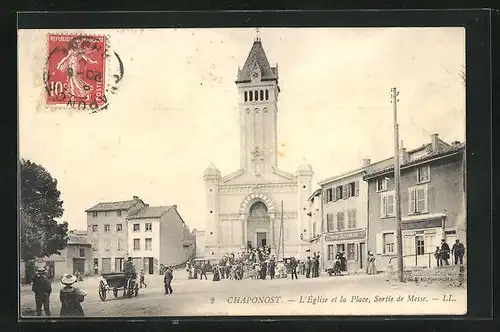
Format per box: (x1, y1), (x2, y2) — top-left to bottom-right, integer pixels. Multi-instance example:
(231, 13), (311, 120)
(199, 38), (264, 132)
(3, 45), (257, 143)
(61, 273), (77, 285)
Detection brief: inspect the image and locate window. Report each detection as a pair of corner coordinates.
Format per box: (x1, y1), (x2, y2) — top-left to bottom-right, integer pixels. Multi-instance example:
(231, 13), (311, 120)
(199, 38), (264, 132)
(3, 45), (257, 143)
(265, 89), (269, 100)
(104, 224), (110, 232)
(255, 90), (258, 101)
(336, 243), (345, 254)
(133, 223), (140, 232)
(337, 212), (345, 230)
(327, 245), (334, 260)
(260, 90), (264, 100)
(104, 239), (110, 251)
(92, 240), (98, 251)
(249, 90), (253, 101)
(104, 211), (109, 217)
(383, 233), (395, 254)
(347, 209), (357, 228)
(244, 91), (248, 102)
(250, 202), (268, 217)
(347, 243), (355, 260)
(116, 223), (123, 232)
(79, 248), (85, 257)
(409, 185), (428, 213)
(376, 178), (388, 192)
(416, 236), (425, 255)
(417, 165), (430, 183)
(133, 238), (140, 250)
(326, 213), (334, 232)
(145, 238), (152, 251)
(347, 182), (356, 198)
(117, 210), (122, 217)
(380, 191), (395, 217)
(335, 186), (343, 200)
(116, 238), (123, 251)
(326, 189), (333, 202)
(92, 212), (98, 217)
(145, 223), (152, 231)
(92, 225), (98, 232)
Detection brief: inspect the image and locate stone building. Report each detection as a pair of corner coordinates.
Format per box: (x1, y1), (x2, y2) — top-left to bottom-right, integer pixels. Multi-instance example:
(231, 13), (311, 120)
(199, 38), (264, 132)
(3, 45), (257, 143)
(203, 35), (314, 259)
(363, 134), (466, 271)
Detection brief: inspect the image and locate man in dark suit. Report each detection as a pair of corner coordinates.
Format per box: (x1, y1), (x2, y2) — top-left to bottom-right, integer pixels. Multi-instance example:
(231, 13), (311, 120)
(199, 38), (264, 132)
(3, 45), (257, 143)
(164, 267), (174, 295)
(440, 239), (451, 266)
(305, 257), (312, 278)
(32, 267), (52, 316)
(451, 239), (465, 265)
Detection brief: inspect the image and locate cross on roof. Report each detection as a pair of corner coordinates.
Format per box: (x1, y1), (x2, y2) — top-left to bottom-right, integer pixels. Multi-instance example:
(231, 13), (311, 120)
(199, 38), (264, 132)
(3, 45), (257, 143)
(255, 28), (261, 41)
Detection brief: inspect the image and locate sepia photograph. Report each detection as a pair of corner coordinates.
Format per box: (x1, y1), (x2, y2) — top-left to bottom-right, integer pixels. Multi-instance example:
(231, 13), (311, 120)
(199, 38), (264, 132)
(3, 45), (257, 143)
(18, 27), (466, 317)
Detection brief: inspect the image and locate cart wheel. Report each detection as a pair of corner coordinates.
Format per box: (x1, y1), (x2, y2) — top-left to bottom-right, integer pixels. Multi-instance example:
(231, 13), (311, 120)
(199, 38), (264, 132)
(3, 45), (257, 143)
(98, 281), (107, 301)
(113, 288), (118, 298)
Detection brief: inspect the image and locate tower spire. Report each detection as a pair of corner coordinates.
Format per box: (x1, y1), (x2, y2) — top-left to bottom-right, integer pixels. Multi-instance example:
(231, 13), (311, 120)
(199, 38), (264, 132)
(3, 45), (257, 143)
(255, 28), (261, 42)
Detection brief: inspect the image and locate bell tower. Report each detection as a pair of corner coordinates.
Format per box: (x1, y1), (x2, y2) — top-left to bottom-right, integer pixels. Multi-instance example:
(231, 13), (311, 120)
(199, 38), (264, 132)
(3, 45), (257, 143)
(236, 32), (280, 177)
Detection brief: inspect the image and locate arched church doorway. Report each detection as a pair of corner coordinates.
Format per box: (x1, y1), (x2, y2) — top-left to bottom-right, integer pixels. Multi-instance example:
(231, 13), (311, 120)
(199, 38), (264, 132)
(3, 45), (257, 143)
(247, 201), (270, 249)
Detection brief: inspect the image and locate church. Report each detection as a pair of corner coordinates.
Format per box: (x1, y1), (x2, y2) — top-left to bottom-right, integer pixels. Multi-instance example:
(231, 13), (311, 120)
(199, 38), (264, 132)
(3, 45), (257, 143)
(203, 34), (314, 259)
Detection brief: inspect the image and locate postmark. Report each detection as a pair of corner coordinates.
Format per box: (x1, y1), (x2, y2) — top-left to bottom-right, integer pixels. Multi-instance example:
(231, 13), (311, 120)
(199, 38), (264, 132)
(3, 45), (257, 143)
(43, 33), (124, 113)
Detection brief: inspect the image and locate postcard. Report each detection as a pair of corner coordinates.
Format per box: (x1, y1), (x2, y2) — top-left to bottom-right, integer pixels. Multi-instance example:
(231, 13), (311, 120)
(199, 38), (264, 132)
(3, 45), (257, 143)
(18, 27), (466, 317)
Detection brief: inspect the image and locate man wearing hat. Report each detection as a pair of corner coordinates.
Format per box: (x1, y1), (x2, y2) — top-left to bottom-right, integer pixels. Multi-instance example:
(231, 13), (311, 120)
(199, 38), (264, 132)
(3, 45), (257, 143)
(440, 239), (451, 266)
(60, 273), (86, 316)
(31, 267), (52, 316)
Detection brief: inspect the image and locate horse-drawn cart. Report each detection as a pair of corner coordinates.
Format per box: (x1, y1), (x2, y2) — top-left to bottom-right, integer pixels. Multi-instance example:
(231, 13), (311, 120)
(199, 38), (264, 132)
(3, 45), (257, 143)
(98, 272), (139, 301)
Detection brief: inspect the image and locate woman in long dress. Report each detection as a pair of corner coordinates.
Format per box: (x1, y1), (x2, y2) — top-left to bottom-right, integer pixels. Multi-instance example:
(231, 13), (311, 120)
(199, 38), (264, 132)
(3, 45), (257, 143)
(366, 251), (377, 275)
(59, 273), (86, 317)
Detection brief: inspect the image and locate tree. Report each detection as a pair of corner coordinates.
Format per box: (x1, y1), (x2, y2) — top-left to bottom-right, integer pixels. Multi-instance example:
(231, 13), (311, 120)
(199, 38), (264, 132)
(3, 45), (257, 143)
(20, 159), (69, 262)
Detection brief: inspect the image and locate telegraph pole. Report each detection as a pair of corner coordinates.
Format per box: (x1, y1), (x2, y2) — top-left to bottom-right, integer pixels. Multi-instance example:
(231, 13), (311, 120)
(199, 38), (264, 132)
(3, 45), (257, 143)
(391, 87), (404, 282)
(280, 200), (284, 260)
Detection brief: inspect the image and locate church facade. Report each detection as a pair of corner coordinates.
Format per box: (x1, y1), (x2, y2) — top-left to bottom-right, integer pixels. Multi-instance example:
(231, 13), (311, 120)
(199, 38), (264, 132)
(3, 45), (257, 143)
(203, 36), (314, 259)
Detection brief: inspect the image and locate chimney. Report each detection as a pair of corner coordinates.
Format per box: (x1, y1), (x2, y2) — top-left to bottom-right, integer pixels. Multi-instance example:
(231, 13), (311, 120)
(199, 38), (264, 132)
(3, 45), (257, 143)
(399, 140), (409, 164)
(362, 158), (371, 167)
(431, 133), (439, 151)
(133, 196), (139, 200)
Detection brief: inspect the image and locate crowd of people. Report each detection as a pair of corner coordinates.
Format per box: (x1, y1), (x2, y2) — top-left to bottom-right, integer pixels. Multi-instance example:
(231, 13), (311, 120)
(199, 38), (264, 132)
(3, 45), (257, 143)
(186, 245), (325, 281)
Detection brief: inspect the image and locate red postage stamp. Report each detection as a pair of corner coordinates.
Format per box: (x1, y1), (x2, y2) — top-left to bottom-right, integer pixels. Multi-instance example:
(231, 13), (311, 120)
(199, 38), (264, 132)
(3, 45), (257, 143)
(45, 34), (107, 109)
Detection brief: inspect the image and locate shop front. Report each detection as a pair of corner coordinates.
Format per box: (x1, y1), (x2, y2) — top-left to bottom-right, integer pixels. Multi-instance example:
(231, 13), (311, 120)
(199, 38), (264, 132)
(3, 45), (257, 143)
(322, 229), (367, 272)
(402, 213), (448, 268)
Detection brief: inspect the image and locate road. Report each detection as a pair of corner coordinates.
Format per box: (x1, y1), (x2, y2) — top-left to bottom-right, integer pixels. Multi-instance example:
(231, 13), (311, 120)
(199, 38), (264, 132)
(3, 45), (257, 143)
(20, 270), (467, 317)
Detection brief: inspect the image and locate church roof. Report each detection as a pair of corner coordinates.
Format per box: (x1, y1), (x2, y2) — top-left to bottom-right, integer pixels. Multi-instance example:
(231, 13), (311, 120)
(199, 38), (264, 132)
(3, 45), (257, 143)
(236, 40), (278, 83)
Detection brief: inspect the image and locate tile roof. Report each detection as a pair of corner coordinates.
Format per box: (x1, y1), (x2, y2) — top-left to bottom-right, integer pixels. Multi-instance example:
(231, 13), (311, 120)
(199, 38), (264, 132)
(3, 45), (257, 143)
(85, 199), (138, 212)
(317, 166), (367, 186)
(364, 143), (465, 180)
(236, 40), (278, 83)
(127, 206), (174, 220)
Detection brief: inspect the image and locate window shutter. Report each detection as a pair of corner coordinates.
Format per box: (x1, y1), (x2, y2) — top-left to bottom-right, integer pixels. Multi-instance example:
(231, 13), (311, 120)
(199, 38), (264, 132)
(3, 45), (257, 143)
(380, 195), (387, 216)
(409, 188), (415, 213)
(423, 186), (429, 212)
(352, 209), (357, 228)
(355, 181), (359, 196)
(375, 233), (383, 254)
(322, 190), (327, 204)
(333, 188), (337, 201)
(342, 185), (347, 199)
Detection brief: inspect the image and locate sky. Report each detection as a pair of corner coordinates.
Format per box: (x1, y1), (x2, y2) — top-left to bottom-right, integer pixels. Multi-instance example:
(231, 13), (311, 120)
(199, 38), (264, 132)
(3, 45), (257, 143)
(18, 28), (466, 232)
